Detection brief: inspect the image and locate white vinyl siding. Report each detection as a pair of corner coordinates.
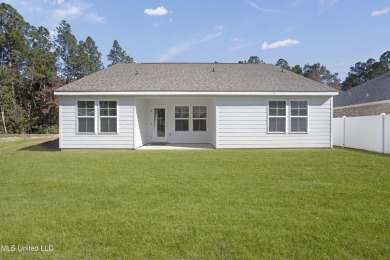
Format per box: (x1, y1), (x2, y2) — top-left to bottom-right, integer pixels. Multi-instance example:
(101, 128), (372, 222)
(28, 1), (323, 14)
(59, 96), (134, 149)
(216, 96), (332, 148)
(59, 95), (333, 149)
(134, 99), (147, 148)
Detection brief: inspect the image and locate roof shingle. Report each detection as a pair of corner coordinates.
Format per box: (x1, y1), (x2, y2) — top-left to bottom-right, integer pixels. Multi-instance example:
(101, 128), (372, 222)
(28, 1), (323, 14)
(56, 63), (337, 93)
(334, 72), (390, 107)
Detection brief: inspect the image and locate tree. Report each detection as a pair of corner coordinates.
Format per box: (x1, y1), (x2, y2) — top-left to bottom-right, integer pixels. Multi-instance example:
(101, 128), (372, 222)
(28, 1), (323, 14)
(303, 63), (340, 89)
(380, 51), (390, 69)
(0, 3), (61, 134)
(0, 3), (30, 133)
(290, 65), (303, 75)
(0, 87), (12, 133)
(35, 76), (61, 133)
(367, 58), (388, 79)
(75, 36), (103, 79)
(25, 26), (57, 132)
(55, 20), (78, 84)
(342, 53), (390, 90)
(342, 61), (366, 90)
(341, 73), (361, 91)
(27, 26), (57, 85)
(247, 56), (264, 64)
(275, 58), (290, 70)
(107, 40), (134, 66)
(362, 58), (387, 80)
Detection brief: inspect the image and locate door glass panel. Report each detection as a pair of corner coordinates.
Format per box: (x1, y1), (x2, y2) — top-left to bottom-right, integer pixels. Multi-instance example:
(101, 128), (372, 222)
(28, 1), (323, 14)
(154, 108), (165, 138)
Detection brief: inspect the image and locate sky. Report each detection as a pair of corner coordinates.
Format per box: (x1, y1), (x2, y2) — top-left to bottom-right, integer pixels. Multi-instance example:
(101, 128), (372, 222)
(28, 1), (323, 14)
(3, 0), (390, 80)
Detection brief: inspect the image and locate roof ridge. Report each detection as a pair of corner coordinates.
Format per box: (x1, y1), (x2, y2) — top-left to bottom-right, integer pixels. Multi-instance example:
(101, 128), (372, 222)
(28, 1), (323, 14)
(135, 62), (271, 65)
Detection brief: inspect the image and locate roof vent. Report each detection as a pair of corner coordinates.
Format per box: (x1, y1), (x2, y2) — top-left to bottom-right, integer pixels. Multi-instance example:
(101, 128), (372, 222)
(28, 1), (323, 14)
(348, 92), (351, 95)
(365, 93), (369, 98)
(135, 71), (139, 75)
(212, 67), (215, 72)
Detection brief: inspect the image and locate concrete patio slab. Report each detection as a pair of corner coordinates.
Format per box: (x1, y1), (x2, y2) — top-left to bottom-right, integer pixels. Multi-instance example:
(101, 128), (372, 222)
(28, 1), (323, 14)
(137, 143), (215, 150)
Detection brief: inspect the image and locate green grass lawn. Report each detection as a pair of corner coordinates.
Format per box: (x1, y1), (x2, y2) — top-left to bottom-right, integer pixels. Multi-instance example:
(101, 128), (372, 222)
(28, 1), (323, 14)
(0, 136), (390, 259)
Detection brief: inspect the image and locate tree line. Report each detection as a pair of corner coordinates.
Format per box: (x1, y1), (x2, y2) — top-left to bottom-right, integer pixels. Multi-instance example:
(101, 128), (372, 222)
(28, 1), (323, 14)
(0, 3), (134, 134)
(241, 52), (390, 91)
(1, 3), (389, 134)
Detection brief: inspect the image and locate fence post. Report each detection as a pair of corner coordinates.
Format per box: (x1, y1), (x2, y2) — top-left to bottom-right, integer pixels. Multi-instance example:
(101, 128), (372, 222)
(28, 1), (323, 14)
(381, 113), (386, 154)
(342, 116), (346, 148)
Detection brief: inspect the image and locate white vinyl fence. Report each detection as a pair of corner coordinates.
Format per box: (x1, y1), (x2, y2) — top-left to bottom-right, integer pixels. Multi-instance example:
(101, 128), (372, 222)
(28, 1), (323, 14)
(333, 113), (390, 153)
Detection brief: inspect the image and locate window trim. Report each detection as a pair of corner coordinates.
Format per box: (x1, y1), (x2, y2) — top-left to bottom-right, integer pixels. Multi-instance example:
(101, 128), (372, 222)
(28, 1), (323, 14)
(192, 105), (207, 132)
(173, 105), (209, 133)
(174, 105), (190, 132)
(289, 100), (309, 134)
(76, 100), (96, 134)
(98, 100), (119, 135)
(267, 100), (287, 134)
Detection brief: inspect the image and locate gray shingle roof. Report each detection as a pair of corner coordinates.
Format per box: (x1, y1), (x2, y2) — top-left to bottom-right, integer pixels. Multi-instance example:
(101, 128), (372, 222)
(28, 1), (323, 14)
(334, 72), (390, 107)
(56, 63), (337, 93)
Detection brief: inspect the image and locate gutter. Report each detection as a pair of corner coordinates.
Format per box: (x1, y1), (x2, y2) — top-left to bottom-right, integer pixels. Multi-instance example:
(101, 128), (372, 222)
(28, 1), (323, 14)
(54, 91), (339, 96)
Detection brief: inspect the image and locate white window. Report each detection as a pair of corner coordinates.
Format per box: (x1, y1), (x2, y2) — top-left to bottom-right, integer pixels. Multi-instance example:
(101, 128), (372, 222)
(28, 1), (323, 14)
(99, 101), (117, 133)
(290, 101), (308, 133)
(193, 106), (207, 131)
(268, 101), (286, 133)
(175, 106), (189, 131)
(77, 101), (95, 133)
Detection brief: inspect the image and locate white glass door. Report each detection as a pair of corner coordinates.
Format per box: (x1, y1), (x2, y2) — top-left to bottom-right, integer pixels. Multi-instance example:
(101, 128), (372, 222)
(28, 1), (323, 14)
(152, 107), (167, 142)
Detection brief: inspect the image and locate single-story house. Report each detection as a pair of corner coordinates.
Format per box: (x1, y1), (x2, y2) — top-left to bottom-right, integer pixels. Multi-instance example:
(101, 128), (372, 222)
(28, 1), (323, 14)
(334, 72), (390, 117)
(54, 63), (338, 149)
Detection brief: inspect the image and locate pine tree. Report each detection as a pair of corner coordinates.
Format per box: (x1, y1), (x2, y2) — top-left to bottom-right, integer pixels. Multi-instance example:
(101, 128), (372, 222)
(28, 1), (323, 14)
(55, 20), (78, 84)
(27, 26), (58, 133)
(75, 36), (103, 78)
(107, 40), (134, 66)
(0, 3), (30, 133)
(303, 63), (340, 89)
(342, 52), (390, 90)
(275, 58), (290, 70)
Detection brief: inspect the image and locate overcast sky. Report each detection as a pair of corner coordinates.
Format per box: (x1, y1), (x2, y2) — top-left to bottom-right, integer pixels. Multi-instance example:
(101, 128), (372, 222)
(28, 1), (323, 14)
(4, 0), (390, 80)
